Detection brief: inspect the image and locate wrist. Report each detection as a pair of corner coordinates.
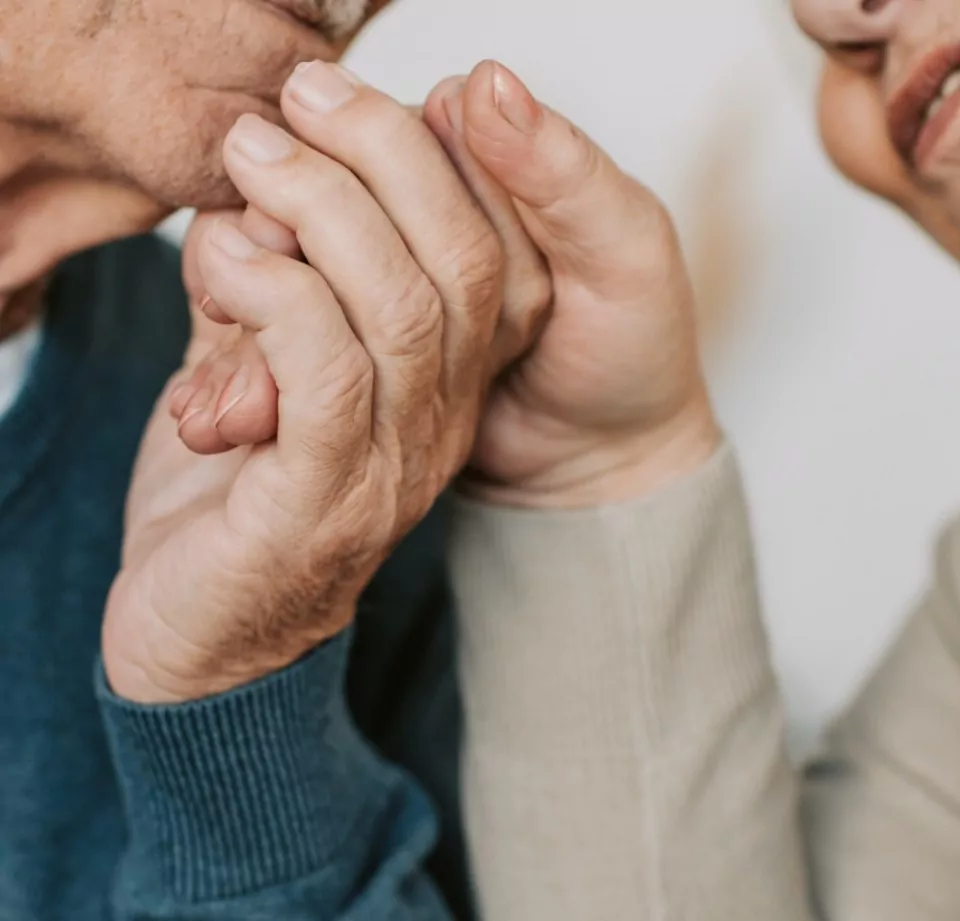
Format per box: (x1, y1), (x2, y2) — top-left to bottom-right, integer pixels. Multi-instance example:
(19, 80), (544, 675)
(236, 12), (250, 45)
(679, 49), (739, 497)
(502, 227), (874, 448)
(96, 638), (363, 902)
(101, 645), (317, 705)
(461, 402), (721, 510)
(102, 654), (309, 705)
(101, 587), (349, 704)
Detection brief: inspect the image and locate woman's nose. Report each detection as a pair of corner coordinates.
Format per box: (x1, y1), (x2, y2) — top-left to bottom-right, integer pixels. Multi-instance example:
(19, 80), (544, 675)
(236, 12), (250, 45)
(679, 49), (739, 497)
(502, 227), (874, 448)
(792, 0), (904, 46)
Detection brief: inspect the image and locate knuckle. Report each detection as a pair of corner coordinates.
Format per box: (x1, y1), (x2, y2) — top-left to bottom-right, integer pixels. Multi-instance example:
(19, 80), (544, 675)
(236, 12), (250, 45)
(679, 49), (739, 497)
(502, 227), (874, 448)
(535, 123), (604, 211)
(263, 257), (326, 311)
(301, 159), (364, 213)
(374, 270), (445, 354)
(308, 344), (375, 416)
(292, 407), (370, 486)
(280, 278), (319, 318)
(323, 161), (364, 200)
(372, 102), (427, 152)
(382, 291), (444, 355)
(447, 225), (504, 309)
(563, 121), (602, 180)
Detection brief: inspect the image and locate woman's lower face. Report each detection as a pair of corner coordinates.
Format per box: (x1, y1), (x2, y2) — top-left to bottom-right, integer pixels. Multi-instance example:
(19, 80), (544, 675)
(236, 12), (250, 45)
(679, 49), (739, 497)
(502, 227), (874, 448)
(792, 0), (960, 250)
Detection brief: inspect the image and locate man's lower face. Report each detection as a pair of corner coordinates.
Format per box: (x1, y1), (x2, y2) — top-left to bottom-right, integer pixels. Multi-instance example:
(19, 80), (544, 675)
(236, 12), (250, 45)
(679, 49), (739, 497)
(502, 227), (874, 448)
(0, 0), (389, 210)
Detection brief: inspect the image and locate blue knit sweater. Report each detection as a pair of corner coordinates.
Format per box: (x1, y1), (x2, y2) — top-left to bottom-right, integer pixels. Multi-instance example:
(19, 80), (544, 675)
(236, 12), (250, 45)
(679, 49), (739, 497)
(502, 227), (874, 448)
(0, 236), (472, 920)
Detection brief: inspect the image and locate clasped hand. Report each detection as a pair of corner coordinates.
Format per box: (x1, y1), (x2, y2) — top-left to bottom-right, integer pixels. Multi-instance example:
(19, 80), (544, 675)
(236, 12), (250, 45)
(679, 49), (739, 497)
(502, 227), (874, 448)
(103, 60), (718, 703)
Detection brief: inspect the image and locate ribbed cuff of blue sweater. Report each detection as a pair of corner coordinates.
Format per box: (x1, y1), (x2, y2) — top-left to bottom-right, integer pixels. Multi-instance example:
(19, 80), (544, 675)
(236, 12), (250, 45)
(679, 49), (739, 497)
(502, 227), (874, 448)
(96, 633), (393, 905)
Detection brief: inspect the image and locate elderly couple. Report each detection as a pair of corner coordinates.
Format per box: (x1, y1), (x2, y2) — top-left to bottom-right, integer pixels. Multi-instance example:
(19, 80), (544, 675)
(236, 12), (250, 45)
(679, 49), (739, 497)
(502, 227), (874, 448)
(1, 0), (957, 918)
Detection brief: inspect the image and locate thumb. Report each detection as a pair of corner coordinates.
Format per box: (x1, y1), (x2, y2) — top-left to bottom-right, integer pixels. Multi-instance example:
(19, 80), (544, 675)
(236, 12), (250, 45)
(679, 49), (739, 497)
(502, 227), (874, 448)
(461, 61), (664, 284)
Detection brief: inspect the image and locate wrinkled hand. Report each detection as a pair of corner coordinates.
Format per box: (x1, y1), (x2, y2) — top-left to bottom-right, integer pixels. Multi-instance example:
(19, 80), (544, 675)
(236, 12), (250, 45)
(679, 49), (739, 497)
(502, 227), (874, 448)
(103, 62), (511, 703)
(176, 61), (718, 509)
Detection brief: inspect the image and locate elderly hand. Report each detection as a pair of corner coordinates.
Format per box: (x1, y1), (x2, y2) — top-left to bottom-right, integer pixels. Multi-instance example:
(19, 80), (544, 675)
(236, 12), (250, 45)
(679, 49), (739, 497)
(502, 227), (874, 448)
(102, 61), (515, 703)
(176, 61), (718, 509)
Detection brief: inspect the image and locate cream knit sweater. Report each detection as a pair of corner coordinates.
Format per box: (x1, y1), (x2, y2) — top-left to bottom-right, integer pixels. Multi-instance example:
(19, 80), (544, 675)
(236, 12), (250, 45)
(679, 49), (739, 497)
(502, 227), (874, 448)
(449, 443), (960, 920)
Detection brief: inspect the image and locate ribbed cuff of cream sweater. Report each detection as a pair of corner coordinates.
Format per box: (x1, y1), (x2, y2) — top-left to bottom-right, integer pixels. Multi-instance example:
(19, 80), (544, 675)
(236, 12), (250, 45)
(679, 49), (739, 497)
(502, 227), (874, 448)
(449, 442), (812, 921)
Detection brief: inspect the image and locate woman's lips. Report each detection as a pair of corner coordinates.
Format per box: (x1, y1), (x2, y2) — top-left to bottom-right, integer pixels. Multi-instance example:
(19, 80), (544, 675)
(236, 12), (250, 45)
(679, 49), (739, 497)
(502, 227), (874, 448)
(887, 43), (960, 171)
(913, 87), (960, 170)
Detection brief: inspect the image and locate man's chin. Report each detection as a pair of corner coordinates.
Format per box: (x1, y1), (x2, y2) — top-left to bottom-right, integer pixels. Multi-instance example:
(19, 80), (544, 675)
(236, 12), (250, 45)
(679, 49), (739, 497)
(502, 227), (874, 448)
(180, 178), (247, 213)
(115, 91), (284, 215)
(139, 169), (245, 221)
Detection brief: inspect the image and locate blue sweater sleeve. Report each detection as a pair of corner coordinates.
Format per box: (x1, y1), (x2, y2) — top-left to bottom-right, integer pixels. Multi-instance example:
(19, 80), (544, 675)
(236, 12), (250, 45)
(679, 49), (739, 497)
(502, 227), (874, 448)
(96, 632), (455, 920)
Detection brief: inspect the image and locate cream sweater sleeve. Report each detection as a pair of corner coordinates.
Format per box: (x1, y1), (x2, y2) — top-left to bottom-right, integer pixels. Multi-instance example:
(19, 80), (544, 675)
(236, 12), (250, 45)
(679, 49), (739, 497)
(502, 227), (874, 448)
(803, 519), (960, 920)
(448, 442), (960, 921)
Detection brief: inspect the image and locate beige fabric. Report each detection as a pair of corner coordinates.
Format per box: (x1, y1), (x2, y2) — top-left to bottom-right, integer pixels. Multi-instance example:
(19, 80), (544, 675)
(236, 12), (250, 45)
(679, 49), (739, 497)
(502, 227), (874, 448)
(448, 443), (960, 920)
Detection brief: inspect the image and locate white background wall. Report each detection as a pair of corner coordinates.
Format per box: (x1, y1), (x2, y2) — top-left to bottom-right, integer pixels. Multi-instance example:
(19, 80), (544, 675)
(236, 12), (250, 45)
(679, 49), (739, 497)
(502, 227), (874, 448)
(347, 0), (960, 753)
(171, 0), (960, 752)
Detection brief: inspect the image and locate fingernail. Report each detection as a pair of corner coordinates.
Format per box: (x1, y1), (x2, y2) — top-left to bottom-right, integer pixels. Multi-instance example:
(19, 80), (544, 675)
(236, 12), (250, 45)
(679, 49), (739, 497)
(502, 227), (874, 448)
(199, 295), (214, 317)
(442, 83), (466, 133)
(492, 64), (541, 135)
(215, 365), (251, 425)
(210, 220), (260, 261)
(168, 381), (192, 412)
(178, 385), (213, 430)
(231, 114), (293, 163)
(287, 60), (359, 113)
